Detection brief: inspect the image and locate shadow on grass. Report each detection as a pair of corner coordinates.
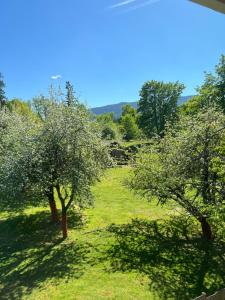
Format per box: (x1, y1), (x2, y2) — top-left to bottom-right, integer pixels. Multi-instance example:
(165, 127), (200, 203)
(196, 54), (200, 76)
(107, 217), (225, 300)
(0, 210), (91, 300)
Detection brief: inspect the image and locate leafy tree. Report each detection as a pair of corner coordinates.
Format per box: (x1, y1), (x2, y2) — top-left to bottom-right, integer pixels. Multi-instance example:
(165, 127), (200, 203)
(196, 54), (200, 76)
(180, 54), (225, 116)
(121, 104), (137, 118)
(216, 54), (225, 109)
(31, 90), (92, 223)
(179, 95), (203, 116)
(96, 113), (120, 141)
(0, 110), (39, 210)
(130, 107), (225, 240)
(138, 80), (185, 137)
(101, 125), (117, 140)
(0, 73), (7, 110)
(24, 104), (109, 238)
(0, 109), (59, 224)
(7, 98), (35, 119)
(120, 114), (139, 141)
(65, 81), (76, 107)
(31, 95), (53, 121)
(119, 104), (140, 141)
(197, 54), (225, 112)
(96, 112), (115, 124)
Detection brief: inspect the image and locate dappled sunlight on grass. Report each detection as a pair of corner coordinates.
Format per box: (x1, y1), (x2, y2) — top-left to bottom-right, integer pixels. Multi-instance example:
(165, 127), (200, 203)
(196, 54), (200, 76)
(0, 168), (158, 299)
(0, 211), (92, 299)
(0, 168), (202, 300)
(107, 217), (225, 300)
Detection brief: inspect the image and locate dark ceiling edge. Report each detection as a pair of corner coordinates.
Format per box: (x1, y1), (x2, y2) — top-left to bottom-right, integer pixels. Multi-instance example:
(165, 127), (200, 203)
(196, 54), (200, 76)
(190, 0), (225, 14)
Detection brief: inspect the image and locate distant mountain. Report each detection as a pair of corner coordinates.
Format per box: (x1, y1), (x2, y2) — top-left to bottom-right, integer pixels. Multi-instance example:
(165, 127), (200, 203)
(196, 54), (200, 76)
(92, 96), (194, 119)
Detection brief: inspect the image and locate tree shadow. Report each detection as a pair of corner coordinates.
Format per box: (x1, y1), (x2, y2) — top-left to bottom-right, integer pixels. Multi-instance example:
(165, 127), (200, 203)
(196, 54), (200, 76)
(107, 217), (225, 300)
(0, 211), (92, 300)
(67, 208), (87, 229)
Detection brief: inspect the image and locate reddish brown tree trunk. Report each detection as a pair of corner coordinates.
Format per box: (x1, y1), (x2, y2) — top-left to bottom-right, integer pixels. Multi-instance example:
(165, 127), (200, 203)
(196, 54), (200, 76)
(47, 186), (59, 223)
(199, 217), (213, 240)
(61, 209), (68, 239)
(49, 198), (59, 223)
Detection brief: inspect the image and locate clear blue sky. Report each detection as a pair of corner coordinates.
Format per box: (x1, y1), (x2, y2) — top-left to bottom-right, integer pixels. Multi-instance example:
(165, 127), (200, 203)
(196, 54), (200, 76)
(1, 0), (225, 107)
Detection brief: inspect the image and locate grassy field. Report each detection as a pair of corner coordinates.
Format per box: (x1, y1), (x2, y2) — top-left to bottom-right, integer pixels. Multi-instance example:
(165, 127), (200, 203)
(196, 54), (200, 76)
(0, 167), (170, 300)
(1, 167), (225, 300)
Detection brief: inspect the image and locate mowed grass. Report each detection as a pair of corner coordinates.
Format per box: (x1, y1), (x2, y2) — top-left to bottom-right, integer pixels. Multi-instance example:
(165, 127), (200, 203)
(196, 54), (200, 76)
(87, 166), (170, 229)
(0, 167), (170, 300)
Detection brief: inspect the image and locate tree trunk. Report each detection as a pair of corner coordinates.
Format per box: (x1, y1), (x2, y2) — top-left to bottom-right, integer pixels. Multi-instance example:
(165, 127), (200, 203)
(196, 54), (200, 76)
(47, 186), (59, 223)
(61, 209), (68, 239)
(199, 217), (213, 240)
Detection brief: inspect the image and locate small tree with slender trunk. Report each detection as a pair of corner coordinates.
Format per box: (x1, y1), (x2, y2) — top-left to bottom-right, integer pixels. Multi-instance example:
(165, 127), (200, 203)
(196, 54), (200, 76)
(130, 107), (225, 241)
(28, 103), (110, 238)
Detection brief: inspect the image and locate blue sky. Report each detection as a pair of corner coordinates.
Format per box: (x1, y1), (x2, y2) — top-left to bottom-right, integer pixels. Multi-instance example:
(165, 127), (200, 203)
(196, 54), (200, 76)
(0, 0), (225, 107)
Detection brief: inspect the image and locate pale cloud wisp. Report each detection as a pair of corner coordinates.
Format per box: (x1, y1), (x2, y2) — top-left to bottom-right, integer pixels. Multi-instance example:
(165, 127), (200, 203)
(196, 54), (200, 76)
(123, 0), (160, 12)
(109, 0), (138, 9)
(108, 0), (160, 12)
(51, 75), (62, 80)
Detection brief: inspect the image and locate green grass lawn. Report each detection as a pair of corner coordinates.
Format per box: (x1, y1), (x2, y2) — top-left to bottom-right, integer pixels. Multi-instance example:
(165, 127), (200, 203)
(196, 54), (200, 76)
(1, 167), (224, 300)
(0, 167), (169, 300)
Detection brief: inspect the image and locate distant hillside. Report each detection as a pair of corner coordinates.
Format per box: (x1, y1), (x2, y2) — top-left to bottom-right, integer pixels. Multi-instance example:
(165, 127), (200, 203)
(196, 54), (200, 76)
(91, 96), (193, 118)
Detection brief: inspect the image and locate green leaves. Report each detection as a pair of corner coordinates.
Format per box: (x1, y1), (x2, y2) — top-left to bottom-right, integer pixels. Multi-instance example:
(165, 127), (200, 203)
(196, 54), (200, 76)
(120, 114), (139, 141)
(138, 80), (185, 137)
(0, 72), (7, 110)
(27, 103), (110, 208)
(180, 54), (225, 116)
(0, 101), (111, 213)
(131, 107), (225, 239)
(0, 110), (39, 209)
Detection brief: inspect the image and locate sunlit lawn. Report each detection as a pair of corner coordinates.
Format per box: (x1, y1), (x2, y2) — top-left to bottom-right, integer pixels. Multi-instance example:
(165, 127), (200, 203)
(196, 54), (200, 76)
(1, 167), (225, 300)
(0, 167), (170, 300)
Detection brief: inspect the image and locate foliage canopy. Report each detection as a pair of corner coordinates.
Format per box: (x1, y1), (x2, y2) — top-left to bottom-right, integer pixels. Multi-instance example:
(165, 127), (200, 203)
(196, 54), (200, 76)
(130, 107), (225, 240)
(138, 80), (184, 137)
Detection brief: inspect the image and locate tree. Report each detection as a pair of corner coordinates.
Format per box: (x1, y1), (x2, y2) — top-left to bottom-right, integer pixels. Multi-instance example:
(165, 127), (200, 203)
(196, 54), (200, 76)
(120, 114), (139, 141)
(96, 112), (115, 124)
(198, 54), (225, 112)
(0, 73), (7, 110)
(138, 80), (185, 137)
(31, 95), (53, 121)
(24, 104), (110, 238)
(179, 95), (203, 116)
(216, 54), (225, 110)
(0, 108), (60, 224)
(0, 110), (40, 211)
(119, 104), (140, 141)
(65, 81), (76, 107)
(121, 104), (137, 118)
(31, 86), (85, 222)
(130, 107), (225, 240)
(7, 98), (36, 119)
(101, 125), (117, 140)
(179, 54), (225, 116)
(96, 113), (121, 141)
